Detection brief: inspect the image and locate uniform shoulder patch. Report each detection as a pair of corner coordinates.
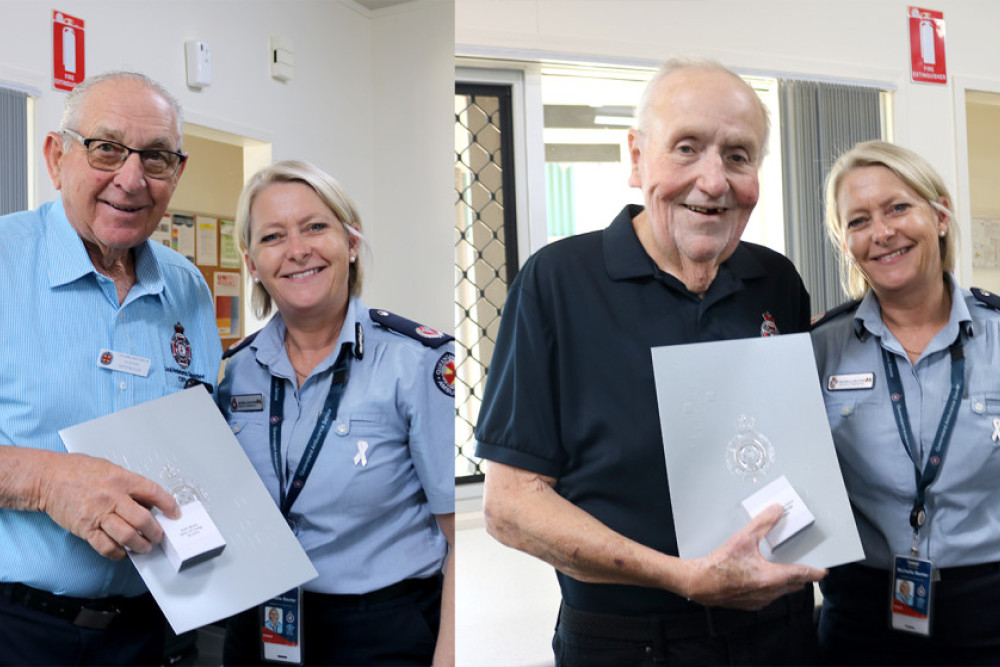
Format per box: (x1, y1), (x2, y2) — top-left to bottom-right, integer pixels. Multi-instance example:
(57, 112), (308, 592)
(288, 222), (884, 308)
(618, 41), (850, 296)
(810, 299), (861, 330)
(434, 351), (456, 397)
(369, 309), (454, 349)
(222, 330), (260, 360)
(972, 287), (1000, 311)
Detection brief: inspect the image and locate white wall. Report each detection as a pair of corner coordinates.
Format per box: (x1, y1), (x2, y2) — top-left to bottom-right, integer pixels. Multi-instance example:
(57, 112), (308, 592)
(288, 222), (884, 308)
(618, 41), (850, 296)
(456, 0), (1000, 287)
(371, 0), (454, 330)
(0, 0), (452, 328)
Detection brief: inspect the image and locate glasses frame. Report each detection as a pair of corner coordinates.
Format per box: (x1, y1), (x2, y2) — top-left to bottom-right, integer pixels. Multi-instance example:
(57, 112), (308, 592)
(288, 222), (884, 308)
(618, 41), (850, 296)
(62, 129), (188, 180)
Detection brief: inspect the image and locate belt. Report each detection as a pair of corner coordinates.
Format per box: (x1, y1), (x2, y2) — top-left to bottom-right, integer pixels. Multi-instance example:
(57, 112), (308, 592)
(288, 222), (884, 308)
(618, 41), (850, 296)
(557, 588), (812, 642)
(0, 582), (154, 630)
(850, 561), (1000, 584)
(308, 575), (442, 610)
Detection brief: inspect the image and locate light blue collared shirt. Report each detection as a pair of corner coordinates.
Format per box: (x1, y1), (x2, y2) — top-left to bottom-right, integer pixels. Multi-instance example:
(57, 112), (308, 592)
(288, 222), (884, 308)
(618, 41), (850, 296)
(219, 297), (454, 594)
(0, 198), (222, 597)
(812, 276), (1000, 568)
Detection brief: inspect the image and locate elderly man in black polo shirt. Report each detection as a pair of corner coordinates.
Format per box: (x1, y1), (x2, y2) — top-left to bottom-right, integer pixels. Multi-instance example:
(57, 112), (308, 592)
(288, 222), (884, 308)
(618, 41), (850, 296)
(475, 58), (826, 666)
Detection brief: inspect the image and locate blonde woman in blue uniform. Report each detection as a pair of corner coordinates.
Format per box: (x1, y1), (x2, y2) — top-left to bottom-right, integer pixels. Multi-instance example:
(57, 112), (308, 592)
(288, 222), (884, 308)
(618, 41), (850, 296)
(812, 141), (1000, 665)
(219, 161), (454, 666)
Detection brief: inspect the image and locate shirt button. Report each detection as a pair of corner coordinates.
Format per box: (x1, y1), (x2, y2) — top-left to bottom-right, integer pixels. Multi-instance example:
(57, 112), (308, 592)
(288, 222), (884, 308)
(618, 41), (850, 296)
(336, 423), (348, 435)
(231, 425), (242, 434)
(974, 402), (986, 414)
(841, 406), (853, 416)
(119, 381), (127, 391)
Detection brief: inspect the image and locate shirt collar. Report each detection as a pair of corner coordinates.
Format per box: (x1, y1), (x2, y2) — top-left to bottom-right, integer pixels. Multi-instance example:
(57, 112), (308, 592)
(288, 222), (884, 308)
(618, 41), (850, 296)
(853, 273), (973, 343)
(45, 196), (164, 298)
(253, 296), (363, 377)
(603, 203), (766, 291)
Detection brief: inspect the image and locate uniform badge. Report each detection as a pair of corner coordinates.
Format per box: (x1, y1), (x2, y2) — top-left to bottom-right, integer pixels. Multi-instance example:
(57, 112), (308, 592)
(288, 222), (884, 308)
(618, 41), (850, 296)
(170, 323), (192, 369)
(231, 394), (264, 412)
(726, 414), (775, 484)
(417, 325), (444, 339)
(434, 352), (456, 397)
(760, 312), (779, 337)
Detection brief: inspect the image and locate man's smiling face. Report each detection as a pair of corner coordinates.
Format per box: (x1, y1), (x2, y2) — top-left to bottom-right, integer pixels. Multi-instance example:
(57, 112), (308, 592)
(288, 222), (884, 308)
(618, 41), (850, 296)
(45, 77), (185, 254)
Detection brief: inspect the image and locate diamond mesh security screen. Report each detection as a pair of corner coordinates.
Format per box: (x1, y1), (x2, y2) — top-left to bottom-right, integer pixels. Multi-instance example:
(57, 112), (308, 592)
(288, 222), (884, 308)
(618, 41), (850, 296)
(454, 84), (518, 484)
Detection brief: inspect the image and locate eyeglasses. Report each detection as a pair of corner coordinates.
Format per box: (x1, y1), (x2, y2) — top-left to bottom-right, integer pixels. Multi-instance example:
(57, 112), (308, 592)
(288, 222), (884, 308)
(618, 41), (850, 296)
(62, 129), (187, 180)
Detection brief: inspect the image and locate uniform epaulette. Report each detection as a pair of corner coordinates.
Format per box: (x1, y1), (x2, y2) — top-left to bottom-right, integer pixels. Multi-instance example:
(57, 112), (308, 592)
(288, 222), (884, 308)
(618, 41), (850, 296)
(369, 309), (454, 349)
(222, 330), (260, 360)
(972, 287), (1000, 311)
(810, 299), (862, 330)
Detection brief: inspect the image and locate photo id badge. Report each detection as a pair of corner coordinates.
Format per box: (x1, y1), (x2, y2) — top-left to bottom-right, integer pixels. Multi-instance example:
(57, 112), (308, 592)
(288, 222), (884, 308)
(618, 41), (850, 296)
(890, 555), (933, 636)
(260, 587), (303, 664)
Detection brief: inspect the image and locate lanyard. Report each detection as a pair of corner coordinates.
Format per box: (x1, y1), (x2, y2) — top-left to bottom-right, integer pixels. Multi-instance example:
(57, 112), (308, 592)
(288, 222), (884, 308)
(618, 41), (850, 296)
(269, 344), (351, 518)
(880, 339), (965, 546)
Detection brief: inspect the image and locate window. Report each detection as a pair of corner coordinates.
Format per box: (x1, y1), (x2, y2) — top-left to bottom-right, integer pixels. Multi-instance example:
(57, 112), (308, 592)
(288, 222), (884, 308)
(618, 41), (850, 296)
(454, 83), (518, 484)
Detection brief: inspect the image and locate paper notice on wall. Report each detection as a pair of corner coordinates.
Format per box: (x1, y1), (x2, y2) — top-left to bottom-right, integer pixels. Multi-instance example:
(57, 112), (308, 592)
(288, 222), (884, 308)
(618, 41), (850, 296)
(172, 214), (196, 263)
(196, 216), (218, 266)
(151, 214), (172, 248)
(219, 220), (241, 268)
(214, 271), (241, 337)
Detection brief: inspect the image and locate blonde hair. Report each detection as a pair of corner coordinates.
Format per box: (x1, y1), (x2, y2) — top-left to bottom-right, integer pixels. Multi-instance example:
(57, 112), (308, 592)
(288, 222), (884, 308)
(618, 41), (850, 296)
(824, 140), (955, 299)
(235, 160), (366, 318)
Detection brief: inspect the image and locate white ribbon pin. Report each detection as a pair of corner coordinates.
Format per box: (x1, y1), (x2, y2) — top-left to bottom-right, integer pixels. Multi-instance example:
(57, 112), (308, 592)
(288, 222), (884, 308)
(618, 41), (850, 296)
(993, 418), (1000, 445)
(354, 440), (369, 467)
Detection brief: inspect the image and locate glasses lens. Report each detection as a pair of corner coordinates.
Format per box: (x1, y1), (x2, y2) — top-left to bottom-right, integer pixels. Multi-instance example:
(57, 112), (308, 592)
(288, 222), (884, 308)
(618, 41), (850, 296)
(87, 140), (127, 170)
(140, 150), (179, 179)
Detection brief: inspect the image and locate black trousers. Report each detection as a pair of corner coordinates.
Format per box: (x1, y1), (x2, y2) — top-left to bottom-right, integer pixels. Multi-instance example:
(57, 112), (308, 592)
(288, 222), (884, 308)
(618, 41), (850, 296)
(552, 588), (817, 666)
(0, 585), (164, 666)
(224, 574), (442, 666)
(819, 563), (1000, 665)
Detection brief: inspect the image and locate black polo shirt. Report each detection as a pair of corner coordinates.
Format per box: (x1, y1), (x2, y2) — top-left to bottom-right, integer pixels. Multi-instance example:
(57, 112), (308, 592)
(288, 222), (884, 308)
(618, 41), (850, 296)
(475, 204), (811, 615)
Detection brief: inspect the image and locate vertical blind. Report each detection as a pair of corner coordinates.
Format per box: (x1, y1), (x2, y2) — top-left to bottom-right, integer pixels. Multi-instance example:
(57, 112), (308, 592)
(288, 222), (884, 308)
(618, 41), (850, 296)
(779, 80), (884, 315)
(0, 85), (29, 216)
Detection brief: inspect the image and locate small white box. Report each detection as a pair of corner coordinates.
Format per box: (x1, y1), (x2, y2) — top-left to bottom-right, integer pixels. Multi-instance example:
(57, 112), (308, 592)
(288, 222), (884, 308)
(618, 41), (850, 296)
(741, 475), (814, 549)
(156, 500), (226, 571)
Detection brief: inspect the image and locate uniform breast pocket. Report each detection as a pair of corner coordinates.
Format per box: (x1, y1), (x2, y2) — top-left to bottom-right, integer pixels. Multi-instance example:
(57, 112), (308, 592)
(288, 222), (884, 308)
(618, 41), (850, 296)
(227, 415), (275, 482)
(967, 394), (1000, 449)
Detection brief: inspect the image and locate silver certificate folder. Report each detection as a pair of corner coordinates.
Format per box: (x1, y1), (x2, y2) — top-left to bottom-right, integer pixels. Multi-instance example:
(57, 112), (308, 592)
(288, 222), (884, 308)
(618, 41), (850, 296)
(59, 386), (318, 635)
(651, 333), (864, 569)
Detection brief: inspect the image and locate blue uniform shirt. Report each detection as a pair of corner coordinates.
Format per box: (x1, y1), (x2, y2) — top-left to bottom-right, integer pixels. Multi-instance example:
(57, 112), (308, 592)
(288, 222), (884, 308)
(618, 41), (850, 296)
(218, 297), (454, 595)
(0, 198), (222, 597)
(812, 275), (1000, 568)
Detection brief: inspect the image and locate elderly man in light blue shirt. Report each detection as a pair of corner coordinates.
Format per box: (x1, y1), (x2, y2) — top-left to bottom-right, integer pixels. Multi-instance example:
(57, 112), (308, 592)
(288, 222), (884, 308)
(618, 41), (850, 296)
(0, 71), (221, 665)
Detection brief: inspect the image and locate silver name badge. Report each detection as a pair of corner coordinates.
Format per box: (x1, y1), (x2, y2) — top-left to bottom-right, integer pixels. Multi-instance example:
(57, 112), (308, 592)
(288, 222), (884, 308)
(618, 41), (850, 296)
(230, 394), (264, 412)
(827, 373), (875, 391)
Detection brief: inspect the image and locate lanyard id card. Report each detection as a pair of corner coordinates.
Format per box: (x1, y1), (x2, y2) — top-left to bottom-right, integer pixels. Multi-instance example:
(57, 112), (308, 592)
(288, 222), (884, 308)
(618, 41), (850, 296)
(260, 587), (303, 664)
(890, 555), (933, 636)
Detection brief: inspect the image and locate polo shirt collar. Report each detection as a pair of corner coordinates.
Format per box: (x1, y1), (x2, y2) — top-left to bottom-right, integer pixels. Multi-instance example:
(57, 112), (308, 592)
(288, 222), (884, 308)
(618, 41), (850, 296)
(45, 196), (165, 299)
(603, 203), (767, 287)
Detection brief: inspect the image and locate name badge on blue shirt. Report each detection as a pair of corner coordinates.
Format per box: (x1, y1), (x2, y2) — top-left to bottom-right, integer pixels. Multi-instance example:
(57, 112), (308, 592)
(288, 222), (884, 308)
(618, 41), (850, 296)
(97, 349), (151, 377)
(231, 394), (264, 412)
(827, 372), (874, 391)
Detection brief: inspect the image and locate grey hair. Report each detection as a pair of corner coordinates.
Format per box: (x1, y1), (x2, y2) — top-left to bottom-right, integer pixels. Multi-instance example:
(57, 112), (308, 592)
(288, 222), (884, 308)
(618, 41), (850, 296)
(59, 71), (184, 149)
(235, 160), (368, 319)
(634, 57), (770, 156)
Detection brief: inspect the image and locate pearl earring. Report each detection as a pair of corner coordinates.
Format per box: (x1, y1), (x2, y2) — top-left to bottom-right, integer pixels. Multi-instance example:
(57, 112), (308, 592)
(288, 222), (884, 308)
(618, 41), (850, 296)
(350, 256), (356, 263)
(939, 229), (946, 237)
(252, 276), (260, 283)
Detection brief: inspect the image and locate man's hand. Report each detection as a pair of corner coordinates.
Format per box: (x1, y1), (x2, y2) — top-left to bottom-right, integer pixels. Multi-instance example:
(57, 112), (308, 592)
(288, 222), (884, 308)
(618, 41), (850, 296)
(679, 503), (826, 610)
(35, 452), (180, 560)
